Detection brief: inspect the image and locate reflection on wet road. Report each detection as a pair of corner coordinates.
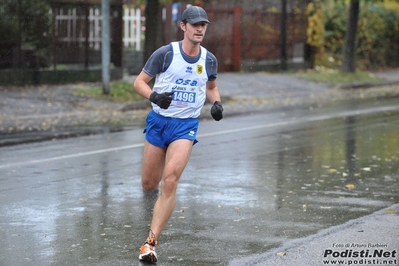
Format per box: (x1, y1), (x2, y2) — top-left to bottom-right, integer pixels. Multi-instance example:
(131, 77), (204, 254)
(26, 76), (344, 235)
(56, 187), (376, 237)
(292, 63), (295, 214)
(0, 100), (398, 266)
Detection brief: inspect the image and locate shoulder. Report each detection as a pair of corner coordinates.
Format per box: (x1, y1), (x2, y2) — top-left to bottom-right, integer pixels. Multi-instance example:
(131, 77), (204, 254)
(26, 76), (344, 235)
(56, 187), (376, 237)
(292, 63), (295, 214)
(204, 49), (218, 81)
(143, 44), (174, 77)
(153, 44), (173, 58)
(205, 50), (217, 64)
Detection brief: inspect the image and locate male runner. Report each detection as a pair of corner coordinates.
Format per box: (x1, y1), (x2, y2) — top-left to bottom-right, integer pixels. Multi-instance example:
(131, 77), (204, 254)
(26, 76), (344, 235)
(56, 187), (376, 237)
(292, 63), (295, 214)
(133, 5), (223, 263)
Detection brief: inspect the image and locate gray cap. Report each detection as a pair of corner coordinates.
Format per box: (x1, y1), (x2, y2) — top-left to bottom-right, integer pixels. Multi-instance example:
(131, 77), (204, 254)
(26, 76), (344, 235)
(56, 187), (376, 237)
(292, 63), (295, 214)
(182, 6), (210, 24)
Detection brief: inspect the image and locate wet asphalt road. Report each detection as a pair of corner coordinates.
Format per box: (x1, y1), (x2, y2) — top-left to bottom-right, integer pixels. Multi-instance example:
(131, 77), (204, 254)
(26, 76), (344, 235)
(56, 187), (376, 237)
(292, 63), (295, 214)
(1, 97), (399, 266)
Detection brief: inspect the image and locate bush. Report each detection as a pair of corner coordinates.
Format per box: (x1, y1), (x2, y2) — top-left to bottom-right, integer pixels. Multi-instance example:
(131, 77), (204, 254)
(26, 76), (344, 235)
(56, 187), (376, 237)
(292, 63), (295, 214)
(0, 0), (52, 67)
(321, 1), (399, 70)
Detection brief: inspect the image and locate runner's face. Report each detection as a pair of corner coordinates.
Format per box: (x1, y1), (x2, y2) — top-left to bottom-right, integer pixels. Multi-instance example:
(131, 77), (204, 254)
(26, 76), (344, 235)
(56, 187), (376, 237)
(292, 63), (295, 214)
(183, 22), (208, 44)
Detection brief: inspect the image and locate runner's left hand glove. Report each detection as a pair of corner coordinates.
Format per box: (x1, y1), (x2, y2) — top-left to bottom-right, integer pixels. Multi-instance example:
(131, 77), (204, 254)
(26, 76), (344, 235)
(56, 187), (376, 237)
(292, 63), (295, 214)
(150, 91), (174, 109)
(211, 101), (223, 121)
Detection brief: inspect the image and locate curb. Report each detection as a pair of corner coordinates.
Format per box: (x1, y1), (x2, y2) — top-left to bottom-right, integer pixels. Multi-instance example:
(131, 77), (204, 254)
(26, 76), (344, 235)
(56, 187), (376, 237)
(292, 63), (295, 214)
(229, 204), (399, 266)
(336, 80), (399, 89)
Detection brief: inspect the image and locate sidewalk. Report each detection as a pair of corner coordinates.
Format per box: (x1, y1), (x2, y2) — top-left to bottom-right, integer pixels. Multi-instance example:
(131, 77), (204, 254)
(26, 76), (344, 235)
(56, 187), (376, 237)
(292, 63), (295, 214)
(229, 204), (399, 266)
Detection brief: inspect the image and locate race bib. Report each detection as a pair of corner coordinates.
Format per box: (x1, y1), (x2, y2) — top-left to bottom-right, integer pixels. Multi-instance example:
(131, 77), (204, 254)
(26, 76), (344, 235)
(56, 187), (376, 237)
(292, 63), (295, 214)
(170, 80), (198, 107)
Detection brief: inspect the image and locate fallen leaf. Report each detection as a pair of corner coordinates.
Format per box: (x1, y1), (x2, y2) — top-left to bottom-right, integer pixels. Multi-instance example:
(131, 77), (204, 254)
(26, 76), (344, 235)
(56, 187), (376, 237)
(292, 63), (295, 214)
(345, 183), (355, 190)
(277, 251), (286, 256)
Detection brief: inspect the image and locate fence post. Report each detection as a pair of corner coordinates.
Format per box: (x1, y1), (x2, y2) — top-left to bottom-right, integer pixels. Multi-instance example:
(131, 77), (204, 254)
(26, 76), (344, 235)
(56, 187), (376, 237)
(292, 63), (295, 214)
(124, 8), (128, 48)
(280, 0), (288, 70)
(52, 6), (57, 70)
(85, 3), (89, 68)
(232, 5), (241, 72)
(135, 8), (141, 50)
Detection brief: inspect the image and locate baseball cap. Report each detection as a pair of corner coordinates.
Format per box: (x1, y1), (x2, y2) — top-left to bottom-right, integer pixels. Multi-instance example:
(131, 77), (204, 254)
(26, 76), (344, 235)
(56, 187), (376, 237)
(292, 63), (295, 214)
(181, 6), (210, 24)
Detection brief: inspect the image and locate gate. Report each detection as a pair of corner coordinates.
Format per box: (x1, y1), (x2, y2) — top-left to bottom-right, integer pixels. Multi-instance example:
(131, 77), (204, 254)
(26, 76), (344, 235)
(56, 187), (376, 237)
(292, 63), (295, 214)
(162, 5), (307, 72)
(204, 7), (307, 72)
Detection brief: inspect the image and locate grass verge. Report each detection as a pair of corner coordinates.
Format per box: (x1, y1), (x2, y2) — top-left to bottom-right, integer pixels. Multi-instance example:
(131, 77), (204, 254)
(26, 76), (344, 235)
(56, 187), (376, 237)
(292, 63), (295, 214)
(75, 81), (145, 102)
(298, 70), (383, 85)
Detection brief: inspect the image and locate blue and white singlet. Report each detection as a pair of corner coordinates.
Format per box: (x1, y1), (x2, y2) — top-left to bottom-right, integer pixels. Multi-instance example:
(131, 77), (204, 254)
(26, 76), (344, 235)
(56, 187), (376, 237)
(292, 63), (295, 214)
(144, 42), (216, 119)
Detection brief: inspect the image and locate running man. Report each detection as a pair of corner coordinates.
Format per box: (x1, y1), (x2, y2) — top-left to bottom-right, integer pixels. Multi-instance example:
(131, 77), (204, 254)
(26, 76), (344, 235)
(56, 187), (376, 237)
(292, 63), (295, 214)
(133, 5), (223, 263)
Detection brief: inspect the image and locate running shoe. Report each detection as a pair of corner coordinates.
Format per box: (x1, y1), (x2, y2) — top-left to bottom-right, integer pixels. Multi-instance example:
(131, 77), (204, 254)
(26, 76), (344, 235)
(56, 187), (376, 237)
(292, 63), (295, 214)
(139, 237), (158, 263)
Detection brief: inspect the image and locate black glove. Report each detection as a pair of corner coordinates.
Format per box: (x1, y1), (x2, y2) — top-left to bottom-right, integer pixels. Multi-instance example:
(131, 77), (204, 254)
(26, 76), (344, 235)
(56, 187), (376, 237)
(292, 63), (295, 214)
(211, 101), (223, 121)
(149, 91), (174, 109)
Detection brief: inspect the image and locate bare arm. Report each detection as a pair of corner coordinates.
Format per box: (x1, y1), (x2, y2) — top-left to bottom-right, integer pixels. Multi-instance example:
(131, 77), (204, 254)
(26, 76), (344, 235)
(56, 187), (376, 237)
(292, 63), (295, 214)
(133, 71), (154, 100)
(206, 80), (221, 104)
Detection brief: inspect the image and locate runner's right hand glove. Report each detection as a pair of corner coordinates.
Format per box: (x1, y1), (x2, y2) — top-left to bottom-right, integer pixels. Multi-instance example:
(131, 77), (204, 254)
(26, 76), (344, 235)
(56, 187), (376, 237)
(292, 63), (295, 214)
(149, 91), (174, 109)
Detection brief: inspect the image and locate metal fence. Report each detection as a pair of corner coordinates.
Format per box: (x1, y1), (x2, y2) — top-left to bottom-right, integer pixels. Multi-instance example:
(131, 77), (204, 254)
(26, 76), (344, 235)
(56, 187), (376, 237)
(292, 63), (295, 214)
(0, 2), (307, 73)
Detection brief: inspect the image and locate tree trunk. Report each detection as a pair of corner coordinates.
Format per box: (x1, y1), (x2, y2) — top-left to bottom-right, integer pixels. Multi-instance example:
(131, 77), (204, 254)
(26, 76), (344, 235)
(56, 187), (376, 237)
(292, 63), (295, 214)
(340, 0), (360, 73)
(144, 0), (163, 63)
(304, 44), (316, 69)
(280, 0), (288, 71)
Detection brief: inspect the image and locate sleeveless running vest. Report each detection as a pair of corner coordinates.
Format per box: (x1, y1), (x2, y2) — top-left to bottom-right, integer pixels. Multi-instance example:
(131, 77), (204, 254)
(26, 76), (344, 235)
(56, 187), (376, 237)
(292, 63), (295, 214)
(151, 42), (208, 118)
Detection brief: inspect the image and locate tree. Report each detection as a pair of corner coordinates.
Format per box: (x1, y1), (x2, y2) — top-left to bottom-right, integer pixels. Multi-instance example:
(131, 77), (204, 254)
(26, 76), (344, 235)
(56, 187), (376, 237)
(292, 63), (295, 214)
(340, 0), (399, 72)
(144, 0), (163, 63)
(340, 0), (359, 72)
(0, 0), (52, 67)
(305, 0), (324, 69)
(142, 0), (202, 63)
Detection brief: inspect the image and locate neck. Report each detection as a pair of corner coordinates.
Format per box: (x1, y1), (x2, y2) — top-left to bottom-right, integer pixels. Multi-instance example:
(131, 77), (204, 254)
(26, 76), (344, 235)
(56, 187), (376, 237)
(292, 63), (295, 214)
(181, 39), (200, 56)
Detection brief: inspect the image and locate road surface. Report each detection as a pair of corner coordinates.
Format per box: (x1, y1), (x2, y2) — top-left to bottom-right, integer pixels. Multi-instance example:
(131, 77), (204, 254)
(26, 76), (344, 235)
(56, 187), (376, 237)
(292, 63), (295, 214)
(1, 98), (398, 266)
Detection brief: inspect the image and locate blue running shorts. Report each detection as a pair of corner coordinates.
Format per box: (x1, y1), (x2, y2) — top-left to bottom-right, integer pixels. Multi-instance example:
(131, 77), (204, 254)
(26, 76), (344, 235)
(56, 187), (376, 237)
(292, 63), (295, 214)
(143, 110), (199, 148)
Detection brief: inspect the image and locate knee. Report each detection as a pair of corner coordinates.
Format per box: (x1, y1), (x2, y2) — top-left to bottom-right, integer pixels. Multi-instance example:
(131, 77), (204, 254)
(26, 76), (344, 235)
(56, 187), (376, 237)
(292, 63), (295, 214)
(161, 177), (178, 197)
(142, 179), (159, 191)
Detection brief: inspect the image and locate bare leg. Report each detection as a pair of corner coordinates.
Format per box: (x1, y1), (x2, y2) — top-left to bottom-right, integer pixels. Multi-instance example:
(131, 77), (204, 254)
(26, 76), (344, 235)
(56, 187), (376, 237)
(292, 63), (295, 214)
(141, 140), (165, 191)
(149, 139), (194, 239)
